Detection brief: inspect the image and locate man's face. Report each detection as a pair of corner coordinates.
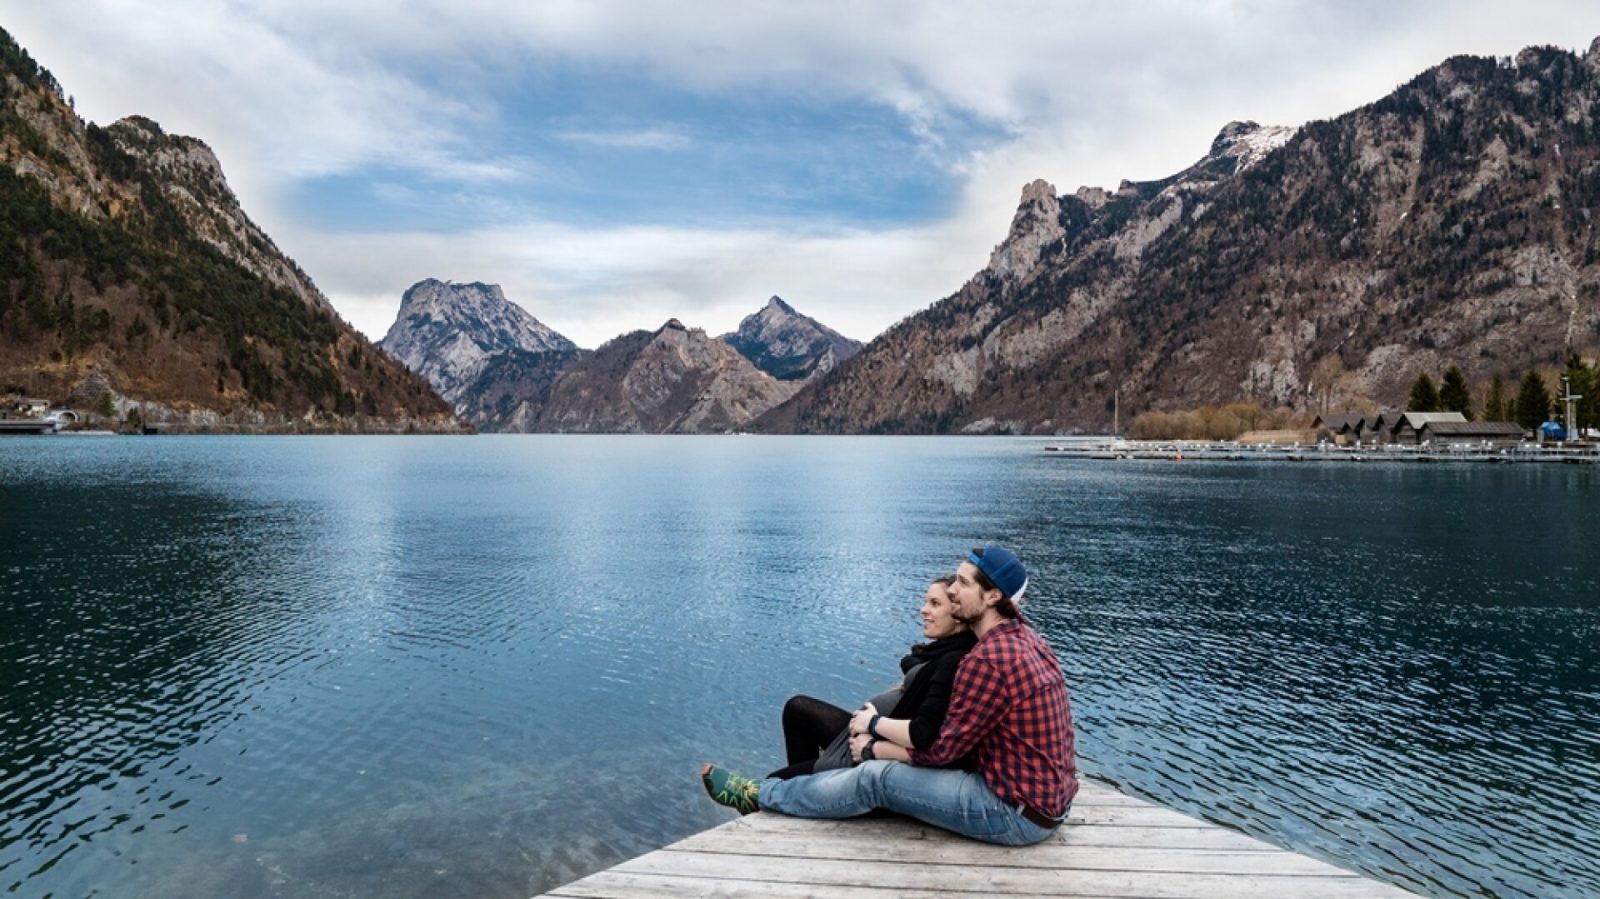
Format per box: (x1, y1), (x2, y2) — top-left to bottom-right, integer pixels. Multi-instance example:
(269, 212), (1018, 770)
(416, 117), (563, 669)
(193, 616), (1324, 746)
(948, 561), (996, 624)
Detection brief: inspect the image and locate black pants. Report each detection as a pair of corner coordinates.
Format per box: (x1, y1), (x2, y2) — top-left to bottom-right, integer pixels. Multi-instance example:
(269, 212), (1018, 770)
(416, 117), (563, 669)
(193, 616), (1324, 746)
(767, 695), (851, 780)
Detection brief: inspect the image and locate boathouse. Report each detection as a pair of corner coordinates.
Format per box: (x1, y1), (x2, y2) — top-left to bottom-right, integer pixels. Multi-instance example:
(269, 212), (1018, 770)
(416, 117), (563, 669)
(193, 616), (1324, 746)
(1417, 420), (1526, 447)
(1312, 412), (1370, 445)
(1367, 410), (1405, 443)
(1389, 411), (1468, 445)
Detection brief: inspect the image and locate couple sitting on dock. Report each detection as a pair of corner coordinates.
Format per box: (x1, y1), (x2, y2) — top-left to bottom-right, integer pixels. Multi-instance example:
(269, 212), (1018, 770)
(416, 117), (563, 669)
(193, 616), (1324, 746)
(701, 545), (1079, 846)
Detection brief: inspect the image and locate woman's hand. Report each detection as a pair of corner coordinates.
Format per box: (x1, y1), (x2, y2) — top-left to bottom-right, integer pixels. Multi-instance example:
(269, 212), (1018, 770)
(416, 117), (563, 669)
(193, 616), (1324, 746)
(849, 733), (874, 762)
(849, 702), (879, 736)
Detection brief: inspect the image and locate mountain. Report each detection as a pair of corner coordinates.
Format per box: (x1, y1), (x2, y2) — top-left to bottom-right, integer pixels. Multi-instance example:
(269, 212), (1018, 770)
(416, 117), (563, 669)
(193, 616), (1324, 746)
(452, 344), (587, 432)
(722, 296), (862, 381)
(761, 40), (1600, 434)
(378, 278), (577, 410)
(0, 27), (461, 432)
(389, 292), (843, 432)
(510, 319), (799, 433)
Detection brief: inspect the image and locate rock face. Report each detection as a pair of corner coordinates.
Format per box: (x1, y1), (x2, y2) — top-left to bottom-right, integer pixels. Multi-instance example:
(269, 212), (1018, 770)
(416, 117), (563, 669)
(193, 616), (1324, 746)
(721, 296), (862, 381)
(379, 279), (577, 409)
(453, 345), (587, 432)
(402, 294), (846, 432)
(109, 116), (340, 317)
(0, 27), (461, 432)
(523, 320), (800, 433)
(762, 40), (1600, 433)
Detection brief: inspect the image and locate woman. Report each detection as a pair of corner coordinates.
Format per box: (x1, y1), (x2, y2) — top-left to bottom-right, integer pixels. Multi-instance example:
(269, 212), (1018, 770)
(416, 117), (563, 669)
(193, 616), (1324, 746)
(703, 575), (976, 811)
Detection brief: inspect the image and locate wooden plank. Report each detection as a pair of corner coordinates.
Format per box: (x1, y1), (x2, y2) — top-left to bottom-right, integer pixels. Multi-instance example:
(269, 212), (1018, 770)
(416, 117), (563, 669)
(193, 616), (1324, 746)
(711, 814), (1274, 851)
(1059, 783), (1152, 806)
(669, 830), (1351, 876)
(594, 851), (1408, 898)
(537, 777), (1418, 898)
(730, 802), (1225, 831)
(545, 871), (1013, 898)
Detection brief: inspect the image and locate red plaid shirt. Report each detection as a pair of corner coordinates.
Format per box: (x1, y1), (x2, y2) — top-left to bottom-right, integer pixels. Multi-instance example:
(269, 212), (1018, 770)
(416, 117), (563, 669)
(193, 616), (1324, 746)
(909, 618), (1077, 818)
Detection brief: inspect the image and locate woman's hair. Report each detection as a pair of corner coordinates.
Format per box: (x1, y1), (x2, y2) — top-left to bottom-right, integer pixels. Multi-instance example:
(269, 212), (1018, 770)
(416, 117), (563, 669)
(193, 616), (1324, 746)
(969, 548), (1020, 620)
(931, 574), (956, 588)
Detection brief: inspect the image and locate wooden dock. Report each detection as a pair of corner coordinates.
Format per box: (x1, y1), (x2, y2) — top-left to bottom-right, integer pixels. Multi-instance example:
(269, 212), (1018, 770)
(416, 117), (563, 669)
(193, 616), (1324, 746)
(0, 419), (55, 434)
(539, 778), (1416, 897)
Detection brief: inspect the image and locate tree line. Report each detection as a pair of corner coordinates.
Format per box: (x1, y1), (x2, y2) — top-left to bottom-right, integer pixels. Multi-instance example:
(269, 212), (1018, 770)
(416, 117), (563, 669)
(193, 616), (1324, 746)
(1407, 354), (1598, 432)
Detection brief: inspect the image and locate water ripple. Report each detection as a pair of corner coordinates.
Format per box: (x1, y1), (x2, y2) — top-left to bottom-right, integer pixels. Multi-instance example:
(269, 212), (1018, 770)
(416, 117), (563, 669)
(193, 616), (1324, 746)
(3, 437), (1597, 897)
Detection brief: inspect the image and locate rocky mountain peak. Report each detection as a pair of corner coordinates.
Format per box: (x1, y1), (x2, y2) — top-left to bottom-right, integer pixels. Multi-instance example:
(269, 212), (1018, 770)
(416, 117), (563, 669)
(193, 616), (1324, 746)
(722, 296), (862, 381)
(1073, 185), (1111, 209)
(102, 115), (340, 316)
(986, 179), (1065, 285)
(110, 116), (224, 185)
(1206, 120), (1298, 174)
(379, 279), (575, 409)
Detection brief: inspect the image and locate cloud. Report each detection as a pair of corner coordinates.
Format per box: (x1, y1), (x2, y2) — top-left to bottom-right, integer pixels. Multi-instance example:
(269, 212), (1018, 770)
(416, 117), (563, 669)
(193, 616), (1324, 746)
(555, 127), (694, 151)
(5, 0), (1600, 352)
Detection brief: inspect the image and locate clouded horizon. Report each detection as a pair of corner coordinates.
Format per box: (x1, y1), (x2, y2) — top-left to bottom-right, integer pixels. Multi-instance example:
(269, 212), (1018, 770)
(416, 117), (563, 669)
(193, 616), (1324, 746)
(5, 2), (1600, 348)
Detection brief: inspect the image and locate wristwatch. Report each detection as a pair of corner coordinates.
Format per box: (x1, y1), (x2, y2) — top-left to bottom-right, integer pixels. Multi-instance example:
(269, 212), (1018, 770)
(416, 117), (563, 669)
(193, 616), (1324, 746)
(861, 739), (878, 761)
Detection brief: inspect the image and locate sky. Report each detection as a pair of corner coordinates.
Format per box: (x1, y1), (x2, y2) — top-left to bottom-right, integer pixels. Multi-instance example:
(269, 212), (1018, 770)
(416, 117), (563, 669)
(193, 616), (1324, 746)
(5, 2), (1600, 348)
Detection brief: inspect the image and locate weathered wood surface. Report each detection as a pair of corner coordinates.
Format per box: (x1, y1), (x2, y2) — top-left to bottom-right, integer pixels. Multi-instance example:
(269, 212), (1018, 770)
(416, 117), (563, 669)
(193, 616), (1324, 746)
(539, 779), (1416, 898)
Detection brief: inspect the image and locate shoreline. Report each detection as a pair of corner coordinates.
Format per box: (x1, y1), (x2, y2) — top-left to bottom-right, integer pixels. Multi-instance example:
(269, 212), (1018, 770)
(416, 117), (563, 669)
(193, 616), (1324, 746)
(1045, 438), (1600, 464)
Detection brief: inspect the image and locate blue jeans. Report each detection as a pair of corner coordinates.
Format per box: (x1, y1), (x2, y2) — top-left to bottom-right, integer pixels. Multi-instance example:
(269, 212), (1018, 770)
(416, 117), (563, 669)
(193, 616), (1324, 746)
(757, 760), (1058, 846)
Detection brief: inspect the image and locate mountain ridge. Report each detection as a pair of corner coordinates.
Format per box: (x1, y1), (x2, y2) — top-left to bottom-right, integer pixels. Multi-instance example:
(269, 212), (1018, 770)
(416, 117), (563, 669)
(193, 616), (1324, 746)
(0, 27), (462, 432)
(384, 284), (851, 432)
(759, 39), (1600, 434)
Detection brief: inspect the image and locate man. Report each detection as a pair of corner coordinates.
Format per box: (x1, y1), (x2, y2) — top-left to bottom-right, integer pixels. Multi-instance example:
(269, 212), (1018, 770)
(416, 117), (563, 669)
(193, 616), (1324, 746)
(701, 545), (1078, 846)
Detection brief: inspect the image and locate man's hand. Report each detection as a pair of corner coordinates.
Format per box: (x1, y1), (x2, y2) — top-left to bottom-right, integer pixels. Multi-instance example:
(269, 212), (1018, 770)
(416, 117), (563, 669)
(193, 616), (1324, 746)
(849, 733), (874, 762)
(849, 702), (879, 736)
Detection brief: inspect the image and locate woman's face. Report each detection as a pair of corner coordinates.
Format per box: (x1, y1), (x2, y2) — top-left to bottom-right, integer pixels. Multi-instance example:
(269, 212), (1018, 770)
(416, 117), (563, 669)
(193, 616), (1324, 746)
(920, 583), (965, 640)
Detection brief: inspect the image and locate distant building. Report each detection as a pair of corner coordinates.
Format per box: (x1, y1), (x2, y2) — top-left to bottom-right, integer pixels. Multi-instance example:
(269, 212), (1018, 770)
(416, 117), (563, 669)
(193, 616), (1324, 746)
(1367, 410), (1408, 442)
(13, 398), (50, 416)
(1312, 412), (1369, 445)
(1316, 410), (1526, 446)
(1391, 411), (1468, 445)
(1417, 420), (1526, 448)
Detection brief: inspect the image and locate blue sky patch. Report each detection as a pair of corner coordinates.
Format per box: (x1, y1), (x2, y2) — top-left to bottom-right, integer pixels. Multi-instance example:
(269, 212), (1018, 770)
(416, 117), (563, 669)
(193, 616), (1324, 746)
(287, 66), (1004, 232)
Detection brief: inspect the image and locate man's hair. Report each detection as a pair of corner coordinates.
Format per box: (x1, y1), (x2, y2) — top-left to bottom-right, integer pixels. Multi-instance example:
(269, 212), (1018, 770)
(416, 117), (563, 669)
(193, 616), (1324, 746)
(969, 549), (1021, 620)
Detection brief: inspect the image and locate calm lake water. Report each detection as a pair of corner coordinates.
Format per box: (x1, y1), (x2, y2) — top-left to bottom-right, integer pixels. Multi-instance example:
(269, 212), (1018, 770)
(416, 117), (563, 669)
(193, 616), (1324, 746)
(2, 435), (1597, 898)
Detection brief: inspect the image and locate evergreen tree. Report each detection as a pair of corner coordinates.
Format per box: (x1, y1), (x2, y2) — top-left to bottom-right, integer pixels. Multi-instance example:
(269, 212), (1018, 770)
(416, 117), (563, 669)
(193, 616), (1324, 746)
(1515, 370), (1551, 430)
(1482, 374), (1508, 422)
(1562, 353), (1596, 433)
(1408, 372), (1440, 412)
(1439, 364), (1473, 420)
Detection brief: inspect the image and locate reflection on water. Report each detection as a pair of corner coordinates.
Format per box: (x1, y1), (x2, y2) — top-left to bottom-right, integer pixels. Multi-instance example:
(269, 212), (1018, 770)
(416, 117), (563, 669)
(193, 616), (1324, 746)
(2, 437), (1597, 898)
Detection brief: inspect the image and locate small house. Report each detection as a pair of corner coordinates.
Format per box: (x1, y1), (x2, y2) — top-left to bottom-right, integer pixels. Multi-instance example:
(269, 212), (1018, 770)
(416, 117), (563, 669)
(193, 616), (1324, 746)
(1391, 411), (1468, 445)
(1416, 420), (1526, 448)
(1312, 413), (1366, 445)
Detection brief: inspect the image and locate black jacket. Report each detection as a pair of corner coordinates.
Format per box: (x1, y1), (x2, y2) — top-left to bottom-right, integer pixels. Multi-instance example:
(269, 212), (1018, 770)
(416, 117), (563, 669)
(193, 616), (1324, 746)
(890, 631), (978, 753)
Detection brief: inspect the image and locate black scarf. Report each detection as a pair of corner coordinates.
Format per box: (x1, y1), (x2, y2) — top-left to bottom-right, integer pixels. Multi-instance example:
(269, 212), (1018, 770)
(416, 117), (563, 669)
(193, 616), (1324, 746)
(900, 629), (977, 675)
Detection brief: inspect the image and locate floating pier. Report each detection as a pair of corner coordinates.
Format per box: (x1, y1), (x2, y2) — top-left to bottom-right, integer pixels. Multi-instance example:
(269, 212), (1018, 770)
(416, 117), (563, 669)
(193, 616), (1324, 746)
(1045, 441), (1600, 464)
(539, 778), (1415, 897)
(0, 420), (55, 435)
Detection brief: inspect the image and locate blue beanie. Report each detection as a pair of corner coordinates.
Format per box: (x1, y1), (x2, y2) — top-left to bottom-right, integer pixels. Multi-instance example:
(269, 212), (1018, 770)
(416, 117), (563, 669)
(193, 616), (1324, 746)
(968, 546), (1028, 601)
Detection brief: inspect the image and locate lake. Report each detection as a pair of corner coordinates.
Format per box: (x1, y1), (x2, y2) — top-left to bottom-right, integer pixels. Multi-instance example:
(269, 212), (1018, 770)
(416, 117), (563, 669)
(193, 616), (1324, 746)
(2, 435), (1597, 898)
